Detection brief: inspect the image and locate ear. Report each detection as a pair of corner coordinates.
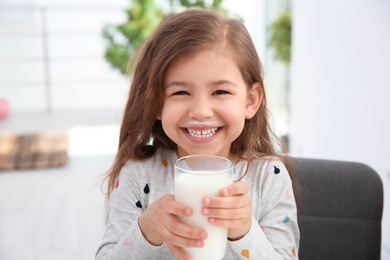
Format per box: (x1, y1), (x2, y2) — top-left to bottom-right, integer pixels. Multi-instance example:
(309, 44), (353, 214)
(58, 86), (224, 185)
(245, 82), (263, 119)
(156, 112), (162, 120)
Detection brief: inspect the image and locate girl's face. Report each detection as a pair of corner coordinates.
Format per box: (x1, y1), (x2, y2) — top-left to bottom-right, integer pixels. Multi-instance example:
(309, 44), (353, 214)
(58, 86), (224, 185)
(159, 48), (262, 162)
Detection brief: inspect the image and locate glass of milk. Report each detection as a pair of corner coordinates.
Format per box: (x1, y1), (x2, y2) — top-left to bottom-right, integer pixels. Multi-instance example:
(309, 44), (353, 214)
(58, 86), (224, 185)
(174, 154), (234, 260)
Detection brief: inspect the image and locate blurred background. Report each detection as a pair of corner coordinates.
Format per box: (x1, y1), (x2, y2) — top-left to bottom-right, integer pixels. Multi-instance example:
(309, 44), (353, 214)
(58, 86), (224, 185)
(0, 0), (388, 259)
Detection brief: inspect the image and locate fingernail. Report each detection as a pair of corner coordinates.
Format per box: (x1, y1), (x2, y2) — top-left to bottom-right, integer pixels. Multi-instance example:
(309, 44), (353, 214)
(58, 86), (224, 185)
(204, 197), (210, 205)
(185, 208), (192, 216)
(223, 188), (229, 195)
(196, 240), (204, 247)
(202, 208), (209, 215)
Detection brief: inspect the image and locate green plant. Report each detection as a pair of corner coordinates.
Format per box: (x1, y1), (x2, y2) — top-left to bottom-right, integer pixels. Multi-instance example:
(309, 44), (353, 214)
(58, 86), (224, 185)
(268, 12), (291, 64)
(103, 0), (227, 74)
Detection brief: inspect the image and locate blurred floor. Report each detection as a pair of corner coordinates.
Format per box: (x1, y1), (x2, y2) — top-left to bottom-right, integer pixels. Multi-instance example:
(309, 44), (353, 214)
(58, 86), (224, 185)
(0, 155), (113, 260)
(0, 110), (121, 260)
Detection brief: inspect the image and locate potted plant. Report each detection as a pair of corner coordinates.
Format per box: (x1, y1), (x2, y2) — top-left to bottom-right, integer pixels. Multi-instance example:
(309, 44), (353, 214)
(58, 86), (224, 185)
(102, 0), (229, 75)
(268, 12), (291, 65)
(268, 12), (292, 152)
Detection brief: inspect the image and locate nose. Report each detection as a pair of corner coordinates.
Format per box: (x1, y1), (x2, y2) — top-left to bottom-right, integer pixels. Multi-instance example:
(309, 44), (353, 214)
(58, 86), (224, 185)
(188, 95), (213, 120)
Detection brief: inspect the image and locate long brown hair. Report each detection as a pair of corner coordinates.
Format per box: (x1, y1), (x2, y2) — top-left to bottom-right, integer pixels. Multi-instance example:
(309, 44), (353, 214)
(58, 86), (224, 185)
(104, 8), (292, 199)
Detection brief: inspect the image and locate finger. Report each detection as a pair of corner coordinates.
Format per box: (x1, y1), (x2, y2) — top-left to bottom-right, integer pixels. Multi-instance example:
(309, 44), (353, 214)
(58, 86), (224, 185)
(206, 216), (247, 229)
(162, 222), (206, 248)
(161, 195), (193, 217)
(164, 216), (208, 240)
(202, 194), (251, 209)
(201, 207), (247, 220)
(221, 182), (249, 196)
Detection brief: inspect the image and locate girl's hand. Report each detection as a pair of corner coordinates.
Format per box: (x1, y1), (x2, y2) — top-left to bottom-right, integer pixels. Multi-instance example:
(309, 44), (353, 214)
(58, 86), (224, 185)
(138, 194), (208, 260)
(201, 181), (252, 240)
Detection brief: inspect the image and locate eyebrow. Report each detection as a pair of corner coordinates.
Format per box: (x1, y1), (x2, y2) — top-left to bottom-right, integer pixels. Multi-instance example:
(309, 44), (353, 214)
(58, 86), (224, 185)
(211, 79), (237, 87)
(164, 79), (236, 89)
(164, 81), (190, 89)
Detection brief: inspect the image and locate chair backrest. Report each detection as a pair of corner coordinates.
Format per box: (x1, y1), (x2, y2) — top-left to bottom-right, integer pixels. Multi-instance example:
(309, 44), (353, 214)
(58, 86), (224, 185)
(291, 158), (383, 260)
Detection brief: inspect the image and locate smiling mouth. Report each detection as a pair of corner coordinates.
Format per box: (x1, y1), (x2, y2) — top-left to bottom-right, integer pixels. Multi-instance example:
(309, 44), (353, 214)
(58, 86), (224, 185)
(186, 128), (219, 138)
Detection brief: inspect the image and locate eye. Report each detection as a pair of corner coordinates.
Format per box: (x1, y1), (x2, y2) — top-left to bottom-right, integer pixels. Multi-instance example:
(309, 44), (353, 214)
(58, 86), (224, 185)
(172, 90), (189, 96)
(213, 90), (230, 95)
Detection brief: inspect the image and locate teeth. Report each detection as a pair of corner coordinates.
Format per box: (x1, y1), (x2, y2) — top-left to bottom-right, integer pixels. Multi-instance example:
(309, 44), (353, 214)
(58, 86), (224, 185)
(187, 128), (218, 138)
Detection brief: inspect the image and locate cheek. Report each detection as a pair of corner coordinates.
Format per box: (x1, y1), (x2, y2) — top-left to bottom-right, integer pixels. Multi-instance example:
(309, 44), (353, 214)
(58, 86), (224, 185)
(220, 107), (246, 131)
(223, 98), (247, 117)
(161, 102), (177, 118)
(160, 104), (179, 131)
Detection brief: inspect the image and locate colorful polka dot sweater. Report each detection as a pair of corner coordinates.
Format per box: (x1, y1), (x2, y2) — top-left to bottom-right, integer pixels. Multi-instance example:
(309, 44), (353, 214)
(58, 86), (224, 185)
(96, 148), (300, 259)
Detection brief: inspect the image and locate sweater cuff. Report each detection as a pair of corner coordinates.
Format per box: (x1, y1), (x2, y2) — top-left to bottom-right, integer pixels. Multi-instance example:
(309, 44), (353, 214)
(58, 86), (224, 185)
(130, 217), (164, 253)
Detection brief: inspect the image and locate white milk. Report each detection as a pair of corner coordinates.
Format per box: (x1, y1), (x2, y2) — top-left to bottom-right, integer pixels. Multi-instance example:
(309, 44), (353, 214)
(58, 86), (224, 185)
(175, 172), (232, 260)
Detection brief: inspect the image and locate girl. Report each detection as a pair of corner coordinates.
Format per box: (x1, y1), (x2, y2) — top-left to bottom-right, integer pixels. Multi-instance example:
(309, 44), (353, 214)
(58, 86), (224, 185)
(96, 8), (300, 260)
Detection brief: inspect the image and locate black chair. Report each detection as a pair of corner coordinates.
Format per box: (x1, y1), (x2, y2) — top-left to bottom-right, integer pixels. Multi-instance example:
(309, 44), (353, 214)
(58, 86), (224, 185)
(291, 158), (383, 260)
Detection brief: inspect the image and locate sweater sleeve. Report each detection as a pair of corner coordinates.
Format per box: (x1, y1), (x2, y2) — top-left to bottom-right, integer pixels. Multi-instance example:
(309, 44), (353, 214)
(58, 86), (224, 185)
(95, 163), (163, 260)
(227, 159), (300, 259)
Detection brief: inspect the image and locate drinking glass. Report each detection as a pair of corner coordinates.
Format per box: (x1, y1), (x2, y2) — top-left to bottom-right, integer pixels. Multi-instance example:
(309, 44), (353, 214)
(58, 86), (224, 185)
(174, 154), (234, 260)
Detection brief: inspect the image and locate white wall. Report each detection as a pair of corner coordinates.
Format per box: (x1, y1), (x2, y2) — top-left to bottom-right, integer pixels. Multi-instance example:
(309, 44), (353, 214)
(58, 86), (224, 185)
(290, 0), (390, 257)
(0, 0), (130, 111)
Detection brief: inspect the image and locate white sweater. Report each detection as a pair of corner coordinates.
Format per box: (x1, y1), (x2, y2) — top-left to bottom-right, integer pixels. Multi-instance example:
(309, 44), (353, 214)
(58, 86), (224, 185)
(96, 148), (300, 259)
